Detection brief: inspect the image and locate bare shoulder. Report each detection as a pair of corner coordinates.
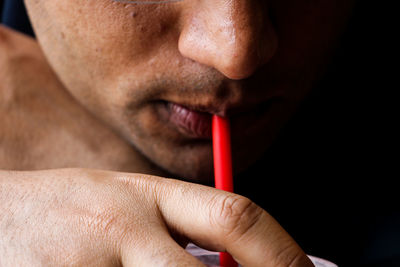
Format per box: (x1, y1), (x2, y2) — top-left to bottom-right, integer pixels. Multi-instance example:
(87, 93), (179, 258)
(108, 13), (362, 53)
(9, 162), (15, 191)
(0, 25), (90, 170)
(0, 25), (64, 169)
(0, 24), (42, 69)
(0, 24), (49, 105)
(0, 25), (89, 170)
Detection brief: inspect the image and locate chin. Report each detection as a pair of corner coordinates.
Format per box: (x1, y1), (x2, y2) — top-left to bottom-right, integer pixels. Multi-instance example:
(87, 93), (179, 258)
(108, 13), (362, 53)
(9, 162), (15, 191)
(147, 141), (215, 184)
(173, 165), (215, 184)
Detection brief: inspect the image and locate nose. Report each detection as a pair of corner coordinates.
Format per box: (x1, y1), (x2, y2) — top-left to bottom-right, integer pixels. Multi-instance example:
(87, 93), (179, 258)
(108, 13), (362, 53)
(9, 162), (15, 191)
(178, 0), (278, 80)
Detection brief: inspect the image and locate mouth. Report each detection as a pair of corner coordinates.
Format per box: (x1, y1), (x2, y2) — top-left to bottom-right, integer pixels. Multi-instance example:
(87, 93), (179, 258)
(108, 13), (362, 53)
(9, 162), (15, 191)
(156, 99), (276, 140)
(161, 102), (213, 139)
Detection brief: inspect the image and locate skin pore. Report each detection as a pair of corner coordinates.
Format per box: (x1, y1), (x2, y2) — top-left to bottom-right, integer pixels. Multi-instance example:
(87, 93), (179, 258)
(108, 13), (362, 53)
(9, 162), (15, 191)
(15, 0), (355, 183)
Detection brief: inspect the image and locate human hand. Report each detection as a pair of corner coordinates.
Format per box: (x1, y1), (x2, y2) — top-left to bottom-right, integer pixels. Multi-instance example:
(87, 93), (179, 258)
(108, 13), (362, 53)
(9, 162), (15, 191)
(0, 168), (313, 266)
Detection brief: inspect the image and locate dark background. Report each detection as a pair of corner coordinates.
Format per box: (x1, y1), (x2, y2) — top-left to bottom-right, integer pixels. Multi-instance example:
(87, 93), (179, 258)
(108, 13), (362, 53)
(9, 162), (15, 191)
(1, 0), (34, 36)
(1, 1), (398, 266)
(235, 2), (398, 266)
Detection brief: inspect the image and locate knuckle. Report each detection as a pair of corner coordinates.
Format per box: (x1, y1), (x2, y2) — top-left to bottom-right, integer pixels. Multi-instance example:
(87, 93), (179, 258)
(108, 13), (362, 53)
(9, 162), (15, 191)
(90, 208), (136, 252)
(90, 208), (126, 238)
(288, 253), (313, 267)
(212, 194), (263, 239)
(275, 243), (313, 267)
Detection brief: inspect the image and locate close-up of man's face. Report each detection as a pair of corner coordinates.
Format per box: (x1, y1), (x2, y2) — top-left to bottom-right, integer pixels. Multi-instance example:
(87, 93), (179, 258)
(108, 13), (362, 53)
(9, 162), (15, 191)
(23, 0), (355, 182)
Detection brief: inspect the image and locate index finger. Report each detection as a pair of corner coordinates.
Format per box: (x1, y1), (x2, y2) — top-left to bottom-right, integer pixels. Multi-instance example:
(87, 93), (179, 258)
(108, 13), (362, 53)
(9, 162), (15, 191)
(155, 178), (314, 267)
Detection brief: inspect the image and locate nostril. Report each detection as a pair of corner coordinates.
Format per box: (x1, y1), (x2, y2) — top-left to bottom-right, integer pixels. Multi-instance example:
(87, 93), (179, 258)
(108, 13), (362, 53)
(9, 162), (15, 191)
(214, 45), (261, 80)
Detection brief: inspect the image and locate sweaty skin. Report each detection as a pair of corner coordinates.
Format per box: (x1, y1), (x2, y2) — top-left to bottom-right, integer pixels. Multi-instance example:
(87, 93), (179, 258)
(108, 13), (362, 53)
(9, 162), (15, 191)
(0, 0), (355, 266)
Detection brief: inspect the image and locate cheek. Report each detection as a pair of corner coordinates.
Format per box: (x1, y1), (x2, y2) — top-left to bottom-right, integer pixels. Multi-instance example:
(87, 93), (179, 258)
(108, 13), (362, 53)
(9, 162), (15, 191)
(29, 0), (177, 92)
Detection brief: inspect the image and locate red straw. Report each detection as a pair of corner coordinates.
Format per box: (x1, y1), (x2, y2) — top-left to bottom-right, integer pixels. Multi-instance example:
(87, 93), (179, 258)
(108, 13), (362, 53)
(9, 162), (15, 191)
(212, 115), (238, 267)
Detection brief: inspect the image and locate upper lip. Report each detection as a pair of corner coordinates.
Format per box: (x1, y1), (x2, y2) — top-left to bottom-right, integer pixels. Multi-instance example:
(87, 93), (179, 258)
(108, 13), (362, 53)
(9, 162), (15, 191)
(166, 102), (229, 117)
(164, 98), (277, 118)
(158, 80), (282, 117)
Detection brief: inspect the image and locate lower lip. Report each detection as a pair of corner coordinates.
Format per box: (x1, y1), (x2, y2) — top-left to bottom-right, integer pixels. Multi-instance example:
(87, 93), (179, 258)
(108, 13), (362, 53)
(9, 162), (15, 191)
(163, 102), (212, 139)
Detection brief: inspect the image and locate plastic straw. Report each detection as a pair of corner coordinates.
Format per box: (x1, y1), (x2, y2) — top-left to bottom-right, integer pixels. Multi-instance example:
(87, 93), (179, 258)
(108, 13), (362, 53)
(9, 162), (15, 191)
(212, 115), (238, 267)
